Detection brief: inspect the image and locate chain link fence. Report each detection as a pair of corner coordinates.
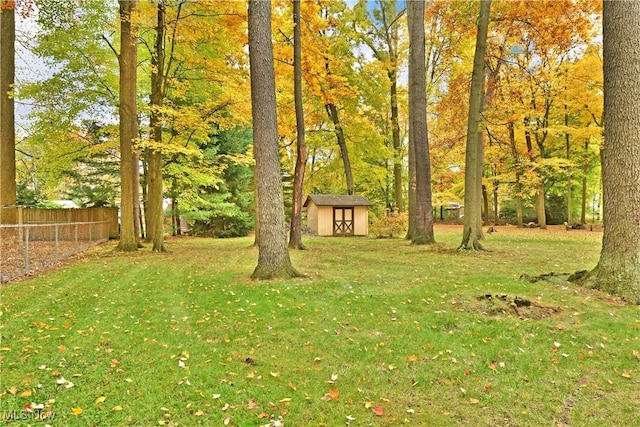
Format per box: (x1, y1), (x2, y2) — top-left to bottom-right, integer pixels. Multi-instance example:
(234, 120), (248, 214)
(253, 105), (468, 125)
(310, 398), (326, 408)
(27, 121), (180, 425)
(0, 221), (110, 283)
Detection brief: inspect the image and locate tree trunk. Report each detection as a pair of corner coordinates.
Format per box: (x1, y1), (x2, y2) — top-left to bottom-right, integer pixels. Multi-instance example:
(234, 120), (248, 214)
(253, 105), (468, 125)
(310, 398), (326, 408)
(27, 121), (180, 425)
(289, 0), (307, 250)
(492, 179), (499, 225)
(147, 0), (166, 253)
(390, 73), (403, 213)
(133, 153), (143, 246)
(482, 183), (489, 225)
(565, 111), (573, 224)
(116, 0), (139, 251)
(139, 155), (147, 238)
(248, 0), (301, 279)
(325, 103), (354, 195)
(535, 182), (546, 228)
(524, 122), (546, 229)
(407, 0), (435, 245)
(171, 195), (180, 236)
(0, 3), (16, 224)
(406, 110), (416, 240)
(405, 26), (416, 242)
(508, 122), (524, 228)
(585, 2), (640, 303)
(580, 138), (589, 224)
(459, 0), (491, 250)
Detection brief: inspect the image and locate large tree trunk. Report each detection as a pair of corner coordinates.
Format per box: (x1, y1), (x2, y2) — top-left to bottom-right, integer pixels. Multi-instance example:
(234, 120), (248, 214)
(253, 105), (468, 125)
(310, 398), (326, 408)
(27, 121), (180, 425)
(407, 0), (435, 245)
(459, 0), (491, 250)
(0, 3), (16, 224)
(249, 0), (300, 279)
(585, 2), (640, 303)
(289, 0), (307, 250)
(147, 0), (166, 253)
(405, 26), (416, 242)
(406, 112), (416, 240)
(325, 103), (354, 195)
(116, 0), (139, 251)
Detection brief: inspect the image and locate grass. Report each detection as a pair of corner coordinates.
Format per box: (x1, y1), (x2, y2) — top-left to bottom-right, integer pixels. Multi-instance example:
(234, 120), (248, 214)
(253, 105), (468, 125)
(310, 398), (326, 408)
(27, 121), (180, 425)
(1, 224), (639, 426)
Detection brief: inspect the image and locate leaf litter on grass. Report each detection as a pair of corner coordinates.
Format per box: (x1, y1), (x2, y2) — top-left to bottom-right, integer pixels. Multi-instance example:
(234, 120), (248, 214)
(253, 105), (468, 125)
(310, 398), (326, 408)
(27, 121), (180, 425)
(1, 228), (638, 425)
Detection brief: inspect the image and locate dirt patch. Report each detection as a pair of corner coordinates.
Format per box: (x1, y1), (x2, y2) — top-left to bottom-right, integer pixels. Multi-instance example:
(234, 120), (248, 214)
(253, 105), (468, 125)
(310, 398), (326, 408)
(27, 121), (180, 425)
(471, 294), (562, 320)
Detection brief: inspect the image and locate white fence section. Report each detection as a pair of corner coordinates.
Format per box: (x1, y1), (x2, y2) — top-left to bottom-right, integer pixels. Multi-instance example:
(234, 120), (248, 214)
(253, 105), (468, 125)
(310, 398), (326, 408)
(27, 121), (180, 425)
(0, 221), (110, 283)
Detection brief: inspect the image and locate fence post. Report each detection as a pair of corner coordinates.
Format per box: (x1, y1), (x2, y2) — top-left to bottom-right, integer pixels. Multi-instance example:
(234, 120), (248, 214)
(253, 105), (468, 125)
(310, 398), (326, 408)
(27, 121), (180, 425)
(17, 207), (23, 242)
(24, 226), (30, 275)
(55, 224), (59, 258)
(75, 224), (78, 245)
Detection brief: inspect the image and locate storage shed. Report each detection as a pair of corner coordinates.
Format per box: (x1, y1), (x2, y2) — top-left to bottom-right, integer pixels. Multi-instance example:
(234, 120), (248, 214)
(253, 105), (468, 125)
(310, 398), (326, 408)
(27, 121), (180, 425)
(303, 194), (372, 236)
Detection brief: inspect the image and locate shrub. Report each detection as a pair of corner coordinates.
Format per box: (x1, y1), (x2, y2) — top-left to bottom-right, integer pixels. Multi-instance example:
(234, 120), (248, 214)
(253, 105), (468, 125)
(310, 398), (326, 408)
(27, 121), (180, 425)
(369, 212), (408, 238)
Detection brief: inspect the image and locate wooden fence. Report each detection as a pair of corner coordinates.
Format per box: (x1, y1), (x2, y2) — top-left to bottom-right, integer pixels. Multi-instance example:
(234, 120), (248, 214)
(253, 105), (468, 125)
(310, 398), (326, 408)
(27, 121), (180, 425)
(16, 207), (119, 239)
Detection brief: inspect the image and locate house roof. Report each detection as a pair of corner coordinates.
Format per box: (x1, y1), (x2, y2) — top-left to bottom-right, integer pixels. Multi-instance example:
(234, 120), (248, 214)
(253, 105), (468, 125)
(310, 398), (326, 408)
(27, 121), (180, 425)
(303, 194), (372, 207)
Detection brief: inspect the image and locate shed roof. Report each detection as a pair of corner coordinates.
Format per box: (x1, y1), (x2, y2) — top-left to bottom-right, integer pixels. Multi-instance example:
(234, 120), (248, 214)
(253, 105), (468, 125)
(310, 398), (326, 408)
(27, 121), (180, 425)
(303, 194), (372, 207)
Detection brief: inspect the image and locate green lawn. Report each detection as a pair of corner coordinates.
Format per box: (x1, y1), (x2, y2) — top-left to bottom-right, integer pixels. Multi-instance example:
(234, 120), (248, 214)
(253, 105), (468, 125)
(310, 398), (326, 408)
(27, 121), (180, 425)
(1, 225), (638, 426)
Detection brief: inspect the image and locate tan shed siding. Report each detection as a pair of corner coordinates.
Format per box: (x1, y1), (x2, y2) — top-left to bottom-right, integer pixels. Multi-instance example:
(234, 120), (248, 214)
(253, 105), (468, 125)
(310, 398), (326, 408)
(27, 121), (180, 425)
(317, 206), (334, 236)
(354, 206), (369, 236)
(307, 202), (319, 234)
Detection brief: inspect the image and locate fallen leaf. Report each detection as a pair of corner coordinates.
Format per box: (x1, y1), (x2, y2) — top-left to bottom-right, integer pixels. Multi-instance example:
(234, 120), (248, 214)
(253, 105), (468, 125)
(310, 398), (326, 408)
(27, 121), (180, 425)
(8, 386), (18, 395)
(111, 405), (123, 411)
(19, 389), (32, 397)
(279, 398), (292, 403)
(622, 371), (632, 379)
(288, 381), (297, 391)
(71, 407), (83, 416)
(95, 396), (107, 404)
(406, 355), (418, 363)
(470, 398), (480, 404)
(329, 388), (340, 400)
(373, 406), (384, 416)
(346, 415), (356, 421)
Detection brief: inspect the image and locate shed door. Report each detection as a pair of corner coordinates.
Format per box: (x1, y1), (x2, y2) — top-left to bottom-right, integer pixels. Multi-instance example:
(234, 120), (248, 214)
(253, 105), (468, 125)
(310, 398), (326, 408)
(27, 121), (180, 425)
(333, 207), (354, 236)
